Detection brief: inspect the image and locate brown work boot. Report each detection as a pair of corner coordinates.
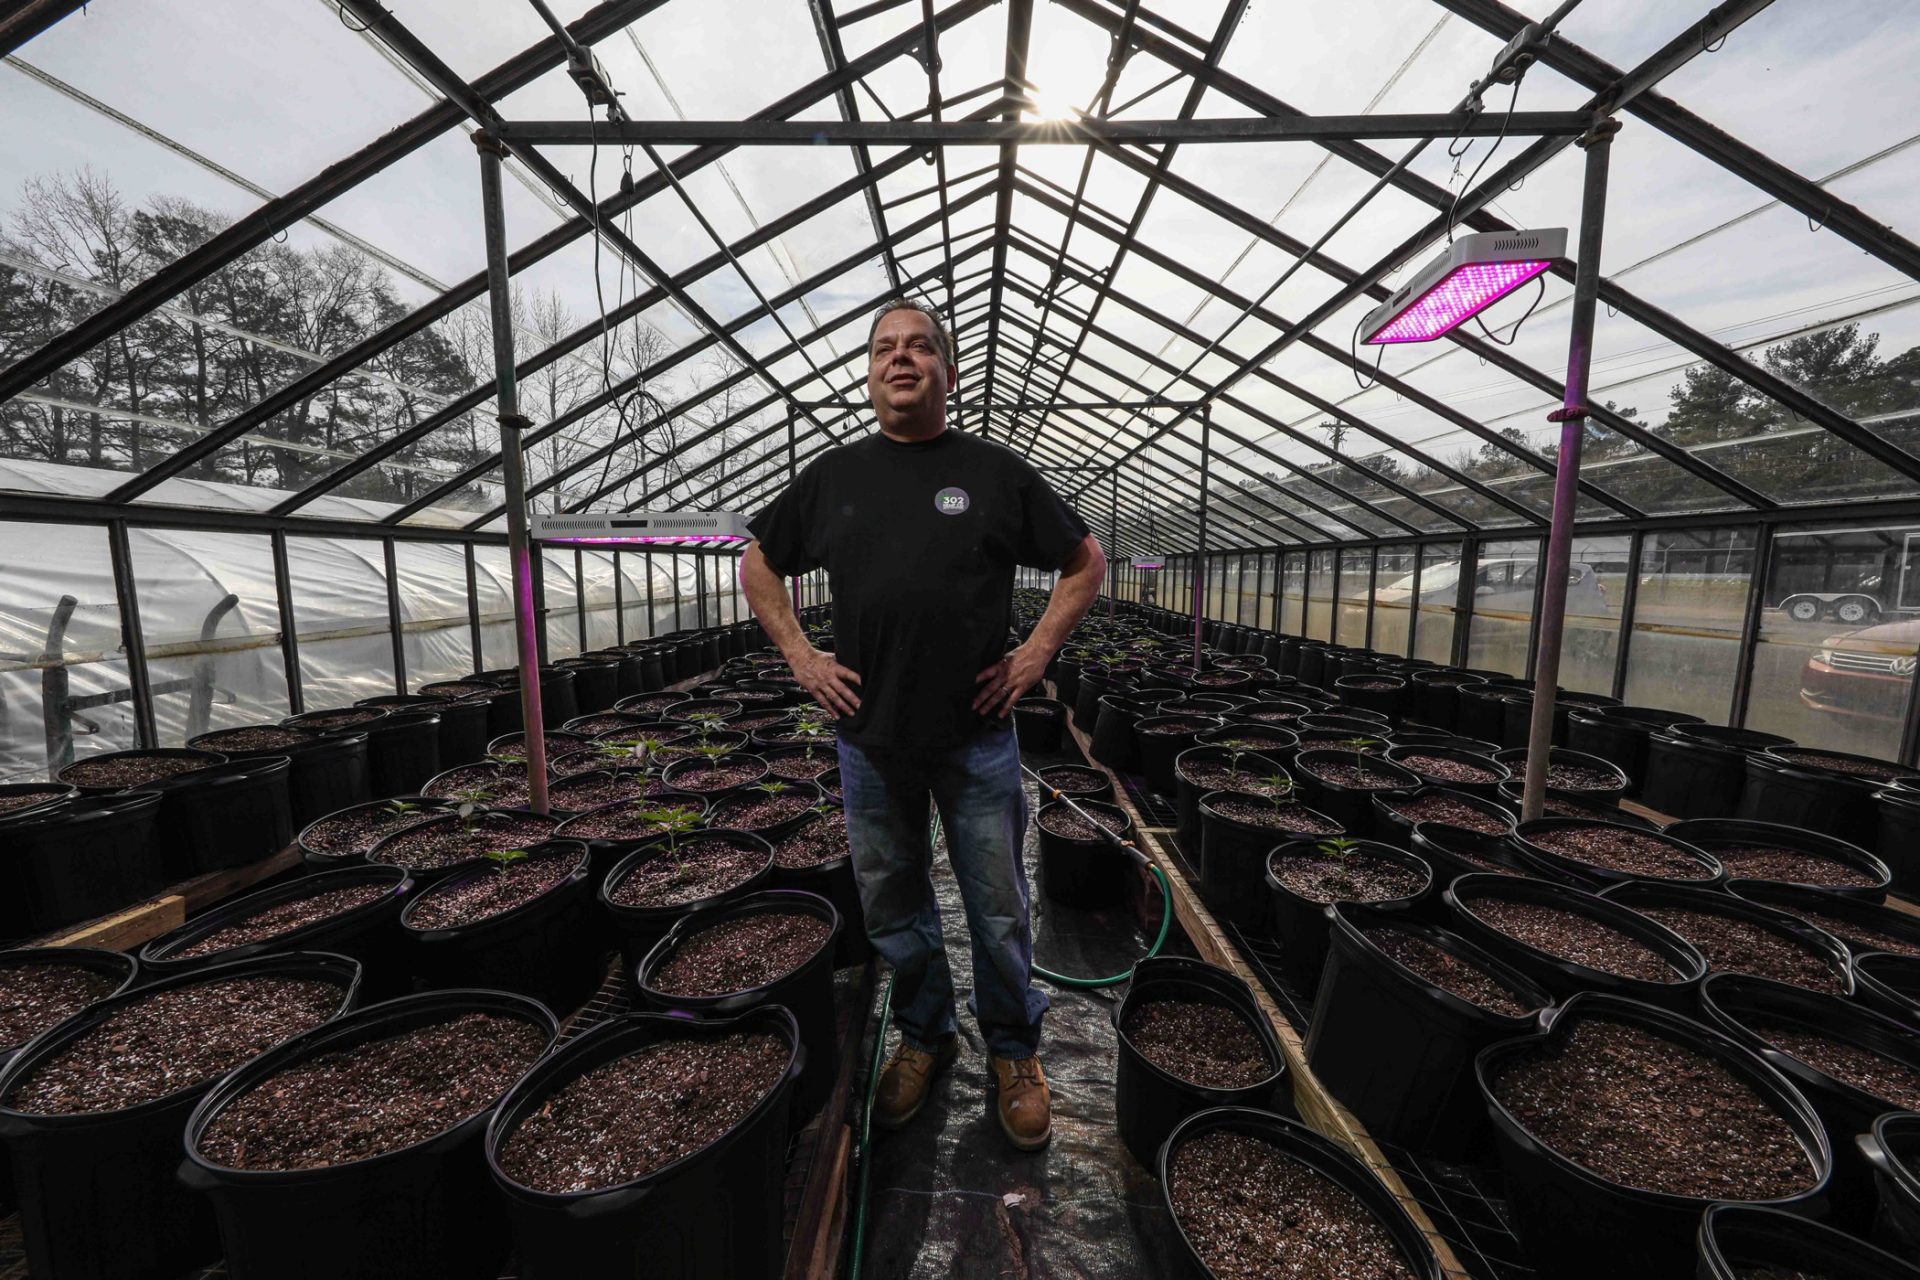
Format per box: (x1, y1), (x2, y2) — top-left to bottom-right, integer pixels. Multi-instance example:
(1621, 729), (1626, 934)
(874, 1035), (959, 1129)
(989, 1054), (1052, 1151)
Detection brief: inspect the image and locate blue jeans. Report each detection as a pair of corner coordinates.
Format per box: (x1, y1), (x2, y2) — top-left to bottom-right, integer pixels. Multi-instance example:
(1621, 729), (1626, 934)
(837, 726), (1049, 1059)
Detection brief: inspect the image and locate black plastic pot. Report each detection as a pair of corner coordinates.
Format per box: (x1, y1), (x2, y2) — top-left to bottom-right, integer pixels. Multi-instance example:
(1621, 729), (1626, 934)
(1309, 905), (1550, 1159)
(1073, 667), (1124, 734)
(1036, 798), (1136, 909)
(1406, 827), (1533, 920)
(1371, 786), (1515, 854)
(1854, 953), (1920, 1029)
(1197, 791), (1342, 930)
(1445, 873), (1708, 1010)
(403, 841), (602, 1015)
(1034, 763), (1114, 805)
(141, 864), (413, 996)
(1698, 972), (1920, 1233)
(1730, 881), (1920, 965)
(0, 790), (166, 937)
(1475, 992), (1830, 1280)
(1740, 749), (1920, 849)
(1265, 838), (1430, 990)
(0, 947), (138, 1058)
(1090, 694), (1150, 772)
(1457, 682), (1526, 745)
(1174, 745), (1285, 851)
(1640, 724), (1792, 821)
(1508, 817), (1724, 890)
(1383, 744), (1510, 799)
(181, 988), (557, 1280)
(557, 656), (621, 714)
(1012, 697), (1068, 754)
(1501, 690), (1622, 750)
(765, 813), (870, 968)
(205, 731), (371, 829)
(1859, 1113), (1920, 1262)
(1667, 817), (1892, 902)
(364, 693), (492, 769)
(1334, 673), (1407, 719)
(1588, 706), (1709, 784)
(1407, 669), (1487, 730)
(1877, 783), (1920, 896)
(357, 709), (442, 798)
(143, 755), (295, 878)
(600, 829), (776, 972)
(54, 745), (223, 794)
(366, 809), (562, 886)
(1113, 957), (1288, 1170)
(1599, 881), (1853, 994)
(1697, 1202), (1920, 1280)
(636, 889), (840, 1118)
(485, 1006), (803, 1280)
(1134, 712), (1225, 795)
(0, 783), (74, 822)
(1291, 747), (1419, 835)
(660, 751), (770, 797)
(1491, 745), (1631, 807)
(1158, 1106), (1444, 1280)
(0, 952), (361, 1280)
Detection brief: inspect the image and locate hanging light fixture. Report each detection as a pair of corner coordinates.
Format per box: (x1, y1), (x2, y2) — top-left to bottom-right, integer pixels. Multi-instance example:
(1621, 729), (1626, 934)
(529, 511), (751, 546)
(1359, 229), (1566, 344)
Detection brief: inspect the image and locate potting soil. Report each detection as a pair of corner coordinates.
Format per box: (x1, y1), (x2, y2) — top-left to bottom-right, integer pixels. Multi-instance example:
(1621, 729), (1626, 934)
(301, 804), (440, 857)
(1120, 1000), (1272, 1089)
(196, 1013), (547, 1170)
(1752, 1021), (1920, 1110)
(609, 838), (764, 908)
(1470, 898), (1678, 982)
(1493, 1019), (1815, 1200)
(1167, 1130), (1417, 1280)
(8, 977), (345, 1115)
(406, 852), (577, 931)
(0, 964), (120, 1048)
(496, 1029), (788, 1193)
(175, 883), (392, 958)
(1634, 907), (1843, 993)
(650, 912), (830, 996)
(1708, 845), (1878, 889)
(1364, 929), (1532, 1017)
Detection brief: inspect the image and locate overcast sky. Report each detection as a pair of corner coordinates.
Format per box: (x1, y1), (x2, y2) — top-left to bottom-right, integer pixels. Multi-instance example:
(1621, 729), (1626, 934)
(3, 0), (1917, 525)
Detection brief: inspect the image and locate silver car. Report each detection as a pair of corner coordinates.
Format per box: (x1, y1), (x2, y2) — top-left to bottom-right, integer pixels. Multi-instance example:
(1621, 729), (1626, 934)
(1375, 558), (1611, 617)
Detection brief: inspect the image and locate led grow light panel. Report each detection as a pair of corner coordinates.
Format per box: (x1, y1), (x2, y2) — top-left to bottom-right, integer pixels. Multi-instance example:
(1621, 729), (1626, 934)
(1360, 229), (1565, 344)
(530, 511), (750, 545)
(1131, 557), (1165, 570)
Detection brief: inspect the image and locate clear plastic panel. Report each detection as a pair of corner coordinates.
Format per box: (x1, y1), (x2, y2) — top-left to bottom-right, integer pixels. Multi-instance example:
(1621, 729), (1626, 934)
(393, 541), (474, 691)
(1370, 544), (1418, 657)
(285, 535), (394, 710)
(1557, 535), (1631, 696)
(1306, 549), (1335, 641)
(1336, 547), (1373, 646)
(129, 527), (289, 743)
(1465, 538), (1541, 677)
(472, 544), (515, 672)
(1621, 527), (1755, 725)
(1745, 521), (1919, 759)
(1413, 541), (1464, 665)
(0, 521), (134, 780)
(543, 549), (581, 659)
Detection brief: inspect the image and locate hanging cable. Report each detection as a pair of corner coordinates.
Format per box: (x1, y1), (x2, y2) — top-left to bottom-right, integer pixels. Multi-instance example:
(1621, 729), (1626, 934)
(1446, 77), (1522, 244)
(1471, 274), (1549, 346)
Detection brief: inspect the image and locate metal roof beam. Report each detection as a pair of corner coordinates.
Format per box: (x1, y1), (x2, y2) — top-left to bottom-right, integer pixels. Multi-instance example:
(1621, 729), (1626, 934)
(808, 0), (905, 293)
(972, 0), (1033, 420)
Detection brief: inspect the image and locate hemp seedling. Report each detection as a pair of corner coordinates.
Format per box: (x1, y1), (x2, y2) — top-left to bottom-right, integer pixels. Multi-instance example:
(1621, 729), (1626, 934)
(1261, 776), (1296, 808)
(484, 847), (529, 876)
(385, 799), (423, 817)
(685, 711), (729, 738)
(1341, 736), (1379, 772)
(688, 741), (733, 774)
(1315, 836), (1363, 899)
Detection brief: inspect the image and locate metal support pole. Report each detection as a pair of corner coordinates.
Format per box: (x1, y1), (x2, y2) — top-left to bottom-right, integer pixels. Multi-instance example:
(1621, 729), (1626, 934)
(1192, 406), (1212, 670)
(270, 530), (304, 714)
(1522, 117), (1619, 824)
(1108, 469), (1118, 615)
(382, 538), (408, 696)
(613, 551), (626, 646)
(644, 550), (657, 638)
(477, 132), (548, 814)
(785, 414), (803, 618)
(106, 519), (158, 749)
(464, 545), (483, 674)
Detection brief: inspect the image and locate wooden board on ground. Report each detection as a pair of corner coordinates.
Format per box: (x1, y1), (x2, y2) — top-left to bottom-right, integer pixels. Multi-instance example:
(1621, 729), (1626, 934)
(1064, 713), (1474, 1280)
(39, 843), (304, 952)
(784, 957), (878, 1280)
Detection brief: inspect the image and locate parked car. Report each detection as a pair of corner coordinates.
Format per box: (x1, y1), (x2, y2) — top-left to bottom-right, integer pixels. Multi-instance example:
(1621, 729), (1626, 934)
(1801, 616), (1920, 723)
(1375, 558), (1611, 617)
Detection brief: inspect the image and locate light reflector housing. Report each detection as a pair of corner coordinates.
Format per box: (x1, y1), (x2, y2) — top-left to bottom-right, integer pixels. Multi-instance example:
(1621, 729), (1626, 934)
(1131, 557), (1165, 570)
(530, 511), (750, 546)
(1360, 229), (1566, 344)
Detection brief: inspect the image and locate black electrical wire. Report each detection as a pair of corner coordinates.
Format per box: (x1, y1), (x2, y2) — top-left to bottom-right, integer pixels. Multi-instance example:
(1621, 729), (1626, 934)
(1350, 315), (1386, 391)
(1446, 77), (1522, 244)
(1471, 274), (1548, 346)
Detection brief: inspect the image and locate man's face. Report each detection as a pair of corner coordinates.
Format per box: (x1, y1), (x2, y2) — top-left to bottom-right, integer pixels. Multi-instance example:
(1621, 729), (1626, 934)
(867, 308), (956, 424)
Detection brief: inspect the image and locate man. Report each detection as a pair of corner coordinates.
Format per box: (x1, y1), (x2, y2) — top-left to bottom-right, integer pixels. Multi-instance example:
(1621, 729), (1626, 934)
(741, 298), (1105, 1152)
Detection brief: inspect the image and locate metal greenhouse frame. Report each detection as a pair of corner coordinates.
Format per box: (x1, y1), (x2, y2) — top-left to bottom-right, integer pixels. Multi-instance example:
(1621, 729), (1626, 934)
(5, 0), (1920, 795)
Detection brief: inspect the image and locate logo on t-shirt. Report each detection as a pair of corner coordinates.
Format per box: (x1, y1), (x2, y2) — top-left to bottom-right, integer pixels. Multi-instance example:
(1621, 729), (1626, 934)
(934, 486), (971, 516)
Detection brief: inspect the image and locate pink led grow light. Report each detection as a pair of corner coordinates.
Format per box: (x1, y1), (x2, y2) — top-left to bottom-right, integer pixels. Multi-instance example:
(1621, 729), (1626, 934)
(1365, 258), (1552, 344)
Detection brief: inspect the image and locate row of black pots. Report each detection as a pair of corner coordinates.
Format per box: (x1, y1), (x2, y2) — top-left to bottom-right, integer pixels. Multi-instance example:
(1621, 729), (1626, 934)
(0, 938), (828, 1280)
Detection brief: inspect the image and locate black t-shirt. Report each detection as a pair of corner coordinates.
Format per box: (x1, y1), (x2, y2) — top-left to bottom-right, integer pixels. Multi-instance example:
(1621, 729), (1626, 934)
(748, 427), (1090, 748)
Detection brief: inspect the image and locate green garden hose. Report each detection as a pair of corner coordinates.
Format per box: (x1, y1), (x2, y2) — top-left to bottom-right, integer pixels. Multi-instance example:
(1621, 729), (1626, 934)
(848, 971), (893, 1280)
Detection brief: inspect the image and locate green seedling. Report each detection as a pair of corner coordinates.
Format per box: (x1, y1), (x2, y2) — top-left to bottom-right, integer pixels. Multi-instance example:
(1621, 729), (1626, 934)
(753, 781), (793, 797)
(484, 847), (529, 876)
(688, 742), (733, 774)
(1340, 736), (1380, 772)
(384, 799), (423, 817)
(685, 711), (729, 738)
(1261, 775), (1296, 807)
(1314, 835), (1364, 899)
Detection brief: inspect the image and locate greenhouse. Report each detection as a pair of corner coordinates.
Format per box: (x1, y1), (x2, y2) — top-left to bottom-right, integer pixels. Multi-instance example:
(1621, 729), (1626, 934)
(4, 0), (1920, 1276)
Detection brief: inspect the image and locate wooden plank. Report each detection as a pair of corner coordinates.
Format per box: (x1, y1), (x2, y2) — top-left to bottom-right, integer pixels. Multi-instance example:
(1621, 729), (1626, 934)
(1064, 712), (1474, 1280)
(44, 895), (185, 951)
(782, 957), (878, 1280)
